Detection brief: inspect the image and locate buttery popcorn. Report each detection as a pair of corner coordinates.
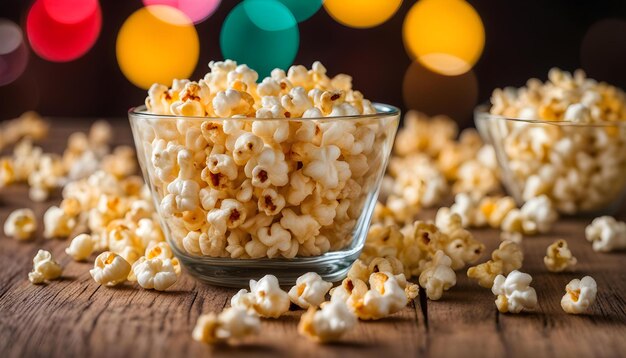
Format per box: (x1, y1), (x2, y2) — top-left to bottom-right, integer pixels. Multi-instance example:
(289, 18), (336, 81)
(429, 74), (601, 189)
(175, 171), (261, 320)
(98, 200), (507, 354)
(288, 272), (333, 309)
(28, 249), (63, 284)
(544, 239), (577, 272)
(467, 240), (523, 288)
(491, 270), (537, 313)
(137, 60), (397, 259)
(3, 208), (37, 240)
(90, 251), (132, 287)
(298, 300), (357, 343)
(65, 234), (95, 261)
(418, 250), (457, 300)
(561, 276), (597, 314)
(487, 68), (626, 214)
(585, 216), (626, 252)
(192, 307), (260, 345)
(231, 274), (290, 318)
(132, 257), (178, 291)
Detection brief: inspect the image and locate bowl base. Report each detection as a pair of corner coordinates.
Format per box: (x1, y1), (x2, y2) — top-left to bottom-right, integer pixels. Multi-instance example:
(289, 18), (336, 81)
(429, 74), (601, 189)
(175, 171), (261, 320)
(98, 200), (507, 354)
(177, 251), (360, 288)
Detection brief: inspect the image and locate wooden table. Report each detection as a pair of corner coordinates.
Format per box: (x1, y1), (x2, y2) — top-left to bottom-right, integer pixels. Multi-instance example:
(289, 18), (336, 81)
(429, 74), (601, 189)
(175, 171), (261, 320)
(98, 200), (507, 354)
(1, 120), (625, 358)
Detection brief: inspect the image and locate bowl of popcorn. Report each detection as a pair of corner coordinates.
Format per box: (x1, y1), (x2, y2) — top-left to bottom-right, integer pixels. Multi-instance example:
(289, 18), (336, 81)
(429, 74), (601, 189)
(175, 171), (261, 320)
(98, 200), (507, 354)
(476, 68), (626, 215)
(129, 60), (400, 286)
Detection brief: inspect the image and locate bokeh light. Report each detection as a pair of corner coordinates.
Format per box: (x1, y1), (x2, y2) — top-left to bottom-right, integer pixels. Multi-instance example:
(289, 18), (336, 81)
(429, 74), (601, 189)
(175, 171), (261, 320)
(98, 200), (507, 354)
(42, 0), (99, 24)
(403, 61), (478, 126)
(27, 0), (102, 62)
(116, 5), (199, 90)
(324, 0), (402, 29)
(581, 19), (626, 87)
(221, 0), (299, 78)
(143, 0), (221, 24)
(403, 0), (484, 76)
(275, 0), (323, 22)
(0, 19), (28, 86)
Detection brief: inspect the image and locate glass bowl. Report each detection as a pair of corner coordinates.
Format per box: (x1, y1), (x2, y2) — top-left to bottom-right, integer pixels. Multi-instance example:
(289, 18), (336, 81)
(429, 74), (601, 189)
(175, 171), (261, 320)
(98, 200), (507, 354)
(129, 104), (400, 287)
(475, 105), (626, 215)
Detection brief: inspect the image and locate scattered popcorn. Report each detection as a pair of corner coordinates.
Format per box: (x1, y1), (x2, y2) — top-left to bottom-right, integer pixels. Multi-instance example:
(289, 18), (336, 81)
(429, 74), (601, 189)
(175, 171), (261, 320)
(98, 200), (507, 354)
(231, 275), (290, 318)
(352, 272), (412, 320)
(132, 257), (178, 291)
(192, 307), (260, 345)
(0, 111), (48, 151)
(28, 249), (62, 284)
(65, 234), (95, 261)
(3, 208), (37, 240)
(418, 251), (457, 300)
(491, 270), (537, 313)
(585, 216), (626, 252)
(288, 272), (333, 309)
(544, 239), (577, 272)
(298, 300), (357, 343)
(467, 240), (523, 288)
(561, 276), (597, 314)
(43, 205), (77, 239)
(90, 251), (132, 287)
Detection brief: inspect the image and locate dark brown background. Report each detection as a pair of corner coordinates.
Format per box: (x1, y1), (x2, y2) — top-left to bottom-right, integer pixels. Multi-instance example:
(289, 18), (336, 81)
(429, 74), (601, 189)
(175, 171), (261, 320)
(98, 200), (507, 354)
(1, 0), (626, 128)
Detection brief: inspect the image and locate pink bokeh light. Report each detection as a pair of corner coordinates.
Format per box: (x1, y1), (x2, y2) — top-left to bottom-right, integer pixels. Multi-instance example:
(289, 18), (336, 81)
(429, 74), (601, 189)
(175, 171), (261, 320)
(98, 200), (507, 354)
(142, 0), (221, 24)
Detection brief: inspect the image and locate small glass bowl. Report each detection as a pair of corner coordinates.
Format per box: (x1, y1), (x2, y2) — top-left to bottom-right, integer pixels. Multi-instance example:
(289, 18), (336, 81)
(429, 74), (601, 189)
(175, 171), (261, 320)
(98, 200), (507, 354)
(129, 104), (400, 287)
(475, 106), (626, 215)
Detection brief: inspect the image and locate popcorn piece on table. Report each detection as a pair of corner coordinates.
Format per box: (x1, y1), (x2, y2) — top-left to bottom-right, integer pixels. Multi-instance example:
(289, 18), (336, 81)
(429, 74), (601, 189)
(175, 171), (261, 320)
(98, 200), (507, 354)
(544, 239), (577, 272)
(90, 251), (131, 287)
(28, 249), (63, 284)
(288, 272), (333, 309)
(298, 300), (357, 343)
(491, 270), (537, 313)
(585, 216), (626, 252)
(3, 208), (37, 240)
(467, 240), (523, 288)
(65, 233), (95, 261)
(231, 275), (290, 318)
(418, 250), (456, 300)
(561, 276), (597, 314)
(43, 205), (77, 239)
(192, 307), (260, 345)
(131, 257), (178, 291)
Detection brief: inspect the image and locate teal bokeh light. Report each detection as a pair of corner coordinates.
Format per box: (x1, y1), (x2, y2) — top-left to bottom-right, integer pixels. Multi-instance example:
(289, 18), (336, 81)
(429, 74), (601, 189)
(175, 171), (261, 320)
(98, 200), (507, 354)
(221, 0), (299, 78)
(275, 0), (323, 22)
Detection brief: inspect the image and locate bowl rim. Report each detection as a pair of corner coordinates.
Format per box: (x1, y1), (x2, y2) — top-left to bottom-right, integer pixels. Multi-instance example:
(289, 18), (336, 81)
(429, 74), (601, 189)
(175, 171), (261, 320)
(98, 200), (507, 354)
(129, 102), (400, 122)
(475, 104), (626, 128)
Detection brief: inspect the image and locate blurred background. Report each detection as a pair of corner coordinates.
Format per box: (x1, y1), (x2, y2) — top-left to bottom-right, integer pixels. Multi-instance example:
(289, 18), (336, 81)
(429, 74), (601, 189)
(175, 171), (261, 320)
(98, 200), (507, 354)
(1, 0), (625, 128)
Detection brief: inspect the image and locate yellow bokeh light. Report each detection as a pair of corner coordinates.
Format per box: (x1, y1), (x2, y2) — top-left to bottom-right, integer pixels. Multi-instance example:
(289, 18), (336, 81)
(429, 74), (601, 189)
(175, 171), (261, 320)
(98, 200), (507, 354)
(116, 5), (199, 89)
(324, 0), (402, 28)
(403, 0), (485, 76)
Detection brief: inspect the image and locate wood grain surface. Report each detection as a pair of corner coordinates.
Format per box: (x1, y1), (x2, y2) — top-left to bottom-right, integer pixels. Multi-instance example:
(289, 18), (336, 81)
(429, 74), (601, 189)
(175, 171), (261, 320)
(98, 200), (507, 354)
(0, 120), (624, 358)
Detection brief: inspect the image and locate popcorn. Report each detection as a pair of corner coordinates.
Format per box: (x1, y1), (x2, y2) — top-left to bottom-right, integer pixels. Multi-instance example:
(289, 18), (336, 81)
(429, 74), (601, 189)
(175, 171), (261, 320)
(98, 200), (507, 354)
(231, 275), (290, 318)
(43, 206), (77, 239)
(585, 216), (626, 252)
(544, 239), (577, 272)
(28, 250), (63, 284)
(491, 270), (537, 313)
(561, 276), (597, 314)
(136, 60), (395, 260)
(298, 300), (357, 343)
(65, 234), (95, 261)
(352, 272), (412, 320)
(90, 251), (132, 287)
(192, 307), (260, 345)
(488, 69), (626, 213)
(132, 257), (178, 291)
(288, 272), (333, 309)
(519, 195), (558, 234)
(3, 208), (37, 240)
(418, 251), (456, 300)
(467, 240), (523, 288)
